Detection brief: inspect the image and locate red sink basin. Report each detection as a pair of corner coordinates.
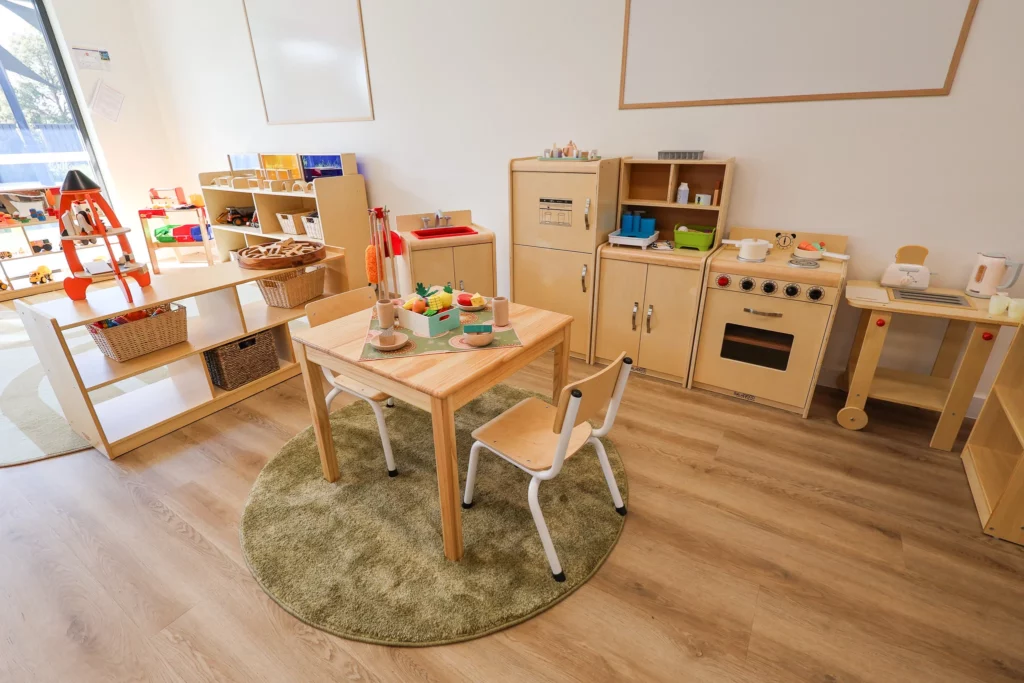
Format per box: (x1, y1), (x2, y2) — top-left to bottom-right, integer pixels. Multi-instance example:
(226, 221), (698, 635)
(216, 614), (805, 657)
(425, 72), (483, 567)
(410, 226), (477, 239)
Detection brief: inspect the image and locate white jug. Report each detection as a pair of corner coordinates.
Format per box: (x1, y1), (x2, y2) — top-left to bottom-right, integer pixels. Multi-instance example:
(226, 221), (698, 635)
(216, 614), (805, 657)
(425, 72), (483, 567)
(966, 252), (1022, 299)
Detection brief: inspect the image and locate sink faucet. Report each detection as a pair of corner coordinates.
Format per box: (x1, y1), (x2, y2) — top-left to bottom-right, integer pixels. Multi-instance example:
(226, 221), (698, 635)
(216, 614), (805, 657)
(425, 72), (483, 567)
(434, 209), (451, 228)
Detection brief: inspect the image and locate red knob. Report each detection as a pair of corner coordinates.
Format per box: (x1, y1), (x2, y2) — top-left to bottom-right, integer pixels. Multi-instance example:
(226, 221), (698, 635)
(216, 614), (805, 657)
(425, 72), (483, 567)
(876, 319), (886, 327)
(982, 332), (994, 341)
(717, 275), (730, 287)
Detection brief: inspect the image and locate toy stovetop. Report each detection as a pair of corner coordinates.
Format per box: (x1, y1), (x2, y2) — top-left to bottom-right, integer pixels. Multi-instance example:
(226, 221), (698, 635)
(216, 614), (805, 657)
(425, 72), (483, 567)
(711, 228), (849, 288)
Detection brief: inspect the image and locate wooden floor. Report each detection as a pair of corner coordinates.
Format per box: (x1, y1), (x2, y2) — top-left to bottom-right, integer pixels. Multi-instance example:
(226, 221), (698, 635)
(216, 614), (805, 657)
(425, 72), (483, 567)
(2, 356), (1024, 683)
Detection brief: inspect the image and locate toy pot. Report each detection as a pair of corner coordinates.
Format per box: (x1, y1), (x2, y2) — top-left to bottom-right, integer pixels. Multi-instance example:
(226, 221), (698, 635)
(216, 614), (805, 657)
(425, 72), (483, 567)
(376, 299), (395, 328)
(492, 297), (509, 326)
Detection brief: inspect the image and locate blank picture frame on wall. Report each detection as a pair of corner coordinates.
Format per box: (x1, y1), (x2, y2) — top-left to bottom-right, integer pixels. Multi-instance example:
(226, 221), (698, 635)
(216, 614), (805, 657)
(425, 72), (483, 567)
(619, 0), (979, 109)
(242, 0), (374, 124)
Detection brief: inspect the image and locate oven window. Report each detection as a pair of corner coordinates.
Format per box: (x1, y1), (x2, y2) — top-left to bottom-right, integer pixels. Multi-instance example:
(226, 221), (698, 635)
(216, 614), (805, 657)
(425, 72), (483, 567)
(721, 323), (793, 371)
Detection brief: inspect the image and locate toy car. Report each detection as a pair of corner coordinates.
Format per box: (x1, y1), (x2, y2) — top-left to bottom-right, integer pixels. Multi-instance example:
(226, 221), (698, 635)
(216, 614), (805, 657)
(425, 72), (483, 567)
(29, 265), (52, 285)
(30, 239), (53, 253)
(0, 280), (8, 291)
(218, 206), (256, 226)
(0, 251), (11, 259)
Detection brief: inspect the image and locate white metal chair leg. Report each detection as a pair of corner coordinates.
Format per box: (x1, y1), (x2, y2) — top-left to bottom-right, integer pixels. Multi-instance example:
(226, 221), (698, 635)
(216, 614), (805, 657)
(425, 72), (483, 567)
(463, 441), (483, 508)
(528, 476), (565, 582)
(589, 436), (626, 515)
(368, 398), (397, 476)
(323, 372), (396, 477)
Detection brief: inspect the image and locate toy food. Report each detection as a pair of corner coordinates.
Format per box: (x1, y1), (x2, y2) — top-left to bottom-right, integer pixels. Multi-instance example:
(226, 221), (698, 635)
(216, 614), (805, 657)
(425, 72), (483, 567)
(463, 323), (494, 347)
(411, 298), (427, 314)
(457, 293), (473, 306)
(470, 293), (486, 307)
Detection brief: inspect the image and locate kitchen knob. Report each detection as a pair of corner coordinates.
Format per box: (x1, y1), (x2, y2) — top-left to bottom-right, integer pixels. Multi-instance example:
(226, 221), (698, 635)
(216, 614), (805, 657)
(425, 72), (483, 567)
(740, 278), (755, 291)
(716, 275), (731, 287)
(784, 284), (800, 298)
(982, 331), (994, 341)
(807, 287), (824, 301)
(761, 280), (777, 295)
(876, 319), (886, 327)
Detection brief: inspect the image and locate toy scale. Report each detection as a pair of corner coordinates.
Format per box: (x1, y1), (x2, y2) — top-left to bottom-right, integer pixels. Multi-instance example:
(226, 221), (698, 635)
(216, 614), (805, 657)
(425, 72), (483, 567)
(58, 170), (150, 303)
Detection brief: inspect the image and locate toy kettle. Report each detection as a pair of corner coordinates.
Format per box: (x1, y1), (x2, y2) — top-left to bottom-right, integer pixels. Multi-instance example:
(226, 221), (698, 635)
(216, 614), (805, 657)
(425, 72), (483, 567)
(966, 252), (1022, 299)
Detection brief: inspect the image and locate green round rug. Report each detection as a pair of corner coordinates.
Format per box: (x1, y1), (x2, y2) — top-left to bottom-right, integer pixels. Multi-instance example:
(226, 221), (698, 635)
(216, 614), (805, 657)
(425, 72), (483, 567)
(240, 384), (628, 646)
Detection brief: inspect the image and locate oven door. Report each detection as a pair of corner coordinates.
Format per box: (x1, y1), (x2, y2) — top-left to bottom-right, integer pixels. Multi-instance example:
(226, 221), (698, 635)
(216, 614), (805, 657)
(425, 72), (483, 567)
(693, 289), (831, 408)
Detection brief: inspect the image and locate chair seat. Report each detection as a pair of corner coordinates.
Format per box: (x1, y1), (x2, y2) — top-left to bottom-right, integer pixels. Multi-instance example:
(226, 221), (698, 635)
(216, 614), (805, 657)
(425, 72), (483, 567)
(472, 397), (592, 472)
(328, 373), (388, 402)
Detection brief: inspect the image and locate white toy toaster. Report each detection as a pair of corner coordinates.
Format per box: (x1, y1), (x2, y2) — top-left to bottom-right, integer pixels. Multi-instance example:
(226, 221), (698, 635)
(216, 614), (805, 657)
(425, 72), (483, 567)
(881, 263), (931, 290)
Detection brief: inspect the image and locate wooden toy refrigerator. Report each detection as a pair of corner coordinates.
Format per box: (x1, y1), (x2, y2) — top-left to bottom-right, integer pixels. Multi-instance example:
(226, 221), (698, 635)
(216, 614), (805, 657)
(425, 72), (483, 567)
(509, 157), (620, 360)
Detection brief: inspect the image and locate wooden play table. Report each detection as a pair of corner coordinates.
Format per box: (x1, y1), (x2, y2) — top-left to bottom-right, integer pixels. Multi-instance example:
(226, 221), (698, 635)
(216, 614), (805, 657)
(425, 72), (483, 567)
(291, 302), (573, 561)
(839, 280), (1020, 450)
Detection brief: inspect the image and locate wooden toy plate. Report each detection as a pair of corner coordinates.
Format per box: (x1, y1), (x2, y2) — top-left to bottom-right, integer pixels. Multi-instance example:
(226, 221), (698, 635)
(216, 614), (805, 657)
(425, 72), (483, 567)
(237, 240), (326, 270)
(369, 331), (409, 352)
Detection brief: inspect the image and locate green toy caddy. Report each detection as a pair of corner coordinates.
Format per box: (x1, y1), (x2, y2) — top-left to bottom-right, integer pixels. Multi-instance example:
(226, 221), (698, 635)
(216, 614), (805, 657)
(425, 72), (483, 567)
(674, 224), (716, 251)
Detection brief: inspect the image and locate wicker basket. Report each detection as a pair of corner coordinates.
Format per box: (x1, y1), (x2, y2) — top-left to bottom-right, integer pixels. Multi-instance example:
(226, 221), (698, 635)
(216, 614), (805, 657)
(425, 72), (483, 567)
(88, 303), (188, 362)
(257, 265), (325, 308)
(302, 215), (323, 241)
(203, 330), (280, 391)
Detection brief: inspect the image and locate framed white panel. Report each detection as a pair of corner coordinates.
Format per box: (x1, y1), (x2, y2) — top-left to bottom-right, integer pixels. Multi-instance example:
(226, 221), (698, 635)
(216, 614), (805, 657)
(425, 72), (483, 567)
(243, 0), (374, 123)
(620, 0), (978, 109)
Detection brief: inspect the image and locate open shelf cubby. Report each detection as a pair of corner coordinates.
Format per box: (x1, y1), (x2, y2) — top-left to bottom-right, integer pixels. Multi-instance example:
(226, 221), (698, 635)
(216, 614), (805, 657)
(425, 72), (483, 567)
(616, 157), (735, 248)
(17, 248), (347, 459)
(961, 327), (1024, 545)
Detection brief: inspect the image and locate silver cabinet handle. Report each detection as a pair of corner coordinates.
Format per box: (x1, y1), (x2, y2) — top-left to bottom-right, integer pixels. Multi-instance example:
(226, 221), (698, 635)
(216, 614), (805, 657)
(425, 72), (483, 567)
(744, 307), (783, 318)
(459, 279), (464, 290)
(631, 302), (638, 330)
(581, 264), (587, 293)
(646, 305), (653, 333)
(584, 198), (591, 230)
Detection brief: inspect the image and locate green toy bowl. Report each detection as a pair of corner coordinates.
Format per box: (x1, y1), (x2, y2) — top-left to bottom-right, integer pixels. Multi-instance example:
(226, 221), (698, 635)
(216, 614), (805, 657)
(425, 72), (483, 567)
(674, 224), (716, 251)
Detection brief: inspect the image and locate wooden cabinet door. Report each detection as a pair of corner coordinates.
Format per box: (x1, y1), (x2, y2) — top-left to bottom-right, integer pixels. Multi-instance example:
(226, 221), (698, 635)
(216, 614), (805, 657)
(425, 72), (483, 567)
(637, 265), (703, 381)
(453, 243), (495, 297)
(594, 259), (647, 363)
(512, 244), (593, 357)
(410, 248), (455, 289)
(512, 171), (598, 253)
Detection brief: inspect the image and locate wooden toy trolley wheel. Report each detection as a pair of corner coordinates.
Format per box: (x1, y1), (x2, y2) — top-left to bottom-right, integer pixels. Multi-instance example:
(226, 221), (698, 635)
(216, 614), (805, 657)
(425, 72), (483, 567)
(837, 406), (868, 430)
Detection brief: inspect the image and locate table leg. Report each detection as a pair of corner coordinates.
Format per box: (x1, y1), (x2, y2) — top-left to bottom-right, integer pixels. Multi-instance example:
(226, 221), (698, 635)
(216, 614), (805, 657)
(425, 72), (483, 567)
(552, 325), (571, 403)
(931, 319), (970, 379)
(297, 344), (339, 482)
(840, 310), (871, 390)
(930, 323), (1000, 451)
(430, 395), (464, 561)
(838, 310), (890, 431)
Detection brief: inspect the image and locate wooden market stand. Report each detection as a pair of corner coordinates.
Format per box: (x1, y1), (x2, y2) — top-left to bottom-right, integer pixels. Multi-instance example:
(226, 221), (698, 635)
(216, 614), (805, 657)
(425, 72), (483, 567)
(15, 249), (346, 458)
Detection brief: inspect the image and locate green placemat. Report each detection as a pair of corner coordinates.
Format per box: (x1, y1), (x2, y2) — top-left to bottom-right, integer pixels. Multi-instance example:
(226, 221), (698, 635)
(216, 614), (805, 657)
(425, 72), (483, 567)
(359, 306), (522, 361)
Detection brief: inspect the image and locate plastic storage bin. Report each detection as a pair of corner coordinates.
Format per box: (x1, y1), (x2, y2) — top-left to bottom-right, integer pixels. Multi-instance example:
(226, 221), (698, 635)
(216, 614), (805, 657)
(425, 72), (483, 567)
(674, 224), (716, 251)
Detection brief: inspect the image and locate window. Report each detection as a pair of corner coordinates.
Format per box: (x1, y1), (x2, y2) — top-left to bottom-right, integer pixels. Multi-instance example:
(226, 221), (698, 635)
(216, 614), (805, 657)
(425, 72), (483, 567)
(0, 0), (100, 190)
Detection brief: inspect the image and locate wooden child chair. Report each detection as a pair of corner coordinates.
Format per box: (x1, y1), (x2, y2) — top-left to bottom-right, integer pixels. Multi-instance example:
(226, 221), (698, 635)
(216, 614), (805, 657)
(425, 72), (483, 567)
(305, 287), (398, 476)
(462, 353), (632, 581)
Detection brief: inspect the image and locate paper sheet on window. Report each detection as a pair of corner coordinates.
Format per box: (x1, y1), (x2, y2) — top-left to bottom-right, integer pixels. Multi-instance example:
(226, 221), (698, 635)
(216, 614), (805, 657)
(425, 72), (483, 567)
(90, 80), (123, 123)
(72, 47), (111, 71)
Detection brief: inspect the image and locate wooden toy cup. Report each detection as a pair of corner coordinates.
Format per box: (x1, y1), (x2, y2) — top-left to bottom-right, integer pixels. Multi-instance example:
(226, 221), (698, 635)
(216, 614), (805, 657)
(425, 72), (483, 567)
(492, 296), (509, 326)
(377, 299), (395, 328)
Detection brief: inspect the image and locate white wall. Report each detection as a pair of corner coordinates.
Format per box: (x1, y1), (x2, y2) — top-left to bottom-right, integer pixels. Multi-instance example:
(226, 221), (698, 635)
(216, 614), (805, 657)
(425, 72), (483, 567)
(44, 0), (188, 257)
(50, 0), (1024, 398)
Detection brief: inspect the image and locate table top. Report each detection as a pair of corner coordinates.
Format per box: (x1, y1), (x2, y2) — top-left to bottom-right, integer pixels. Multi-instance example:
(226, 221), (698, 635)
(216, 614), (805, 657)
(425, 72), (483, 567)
(845, 280), (1021, 325)
(292, 302), (572, 399)
(18, 247), (345, 329)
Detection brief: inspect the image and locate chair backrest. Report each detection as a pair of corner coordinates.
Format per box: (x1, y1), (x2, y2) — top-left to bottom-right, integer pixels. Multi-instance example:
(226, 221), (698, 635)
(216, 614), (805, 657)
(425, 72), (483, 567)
(895, 245), (928, 266)
(305, 286), (377, 328)
(552, 352), (631, 432)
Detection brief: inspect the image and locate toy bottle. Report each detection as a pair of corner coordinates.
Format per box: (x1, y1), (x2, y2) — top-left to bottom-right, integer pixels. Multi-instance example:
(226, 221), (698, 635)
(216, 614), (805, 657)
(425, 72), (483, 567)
(676, 182), (690, 205)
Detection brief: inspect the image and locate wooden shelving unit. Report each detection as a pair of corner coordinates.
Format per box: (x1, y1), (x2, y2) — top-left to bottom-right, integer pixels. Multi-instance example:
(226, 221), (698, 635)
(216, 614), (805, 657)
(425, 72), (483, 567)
(588, 157), (735, 384)
(15, 249), (347, 459)
(199, 154), (368, 290)
(962, 327), (1024, 545)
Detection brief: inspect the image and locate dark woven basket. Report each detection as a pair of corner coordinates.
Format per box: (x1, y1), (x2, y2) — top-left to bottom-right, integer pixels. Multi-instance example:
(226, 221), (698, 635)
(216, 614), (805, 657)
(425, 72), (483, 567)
(203, 330), (279, 391)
